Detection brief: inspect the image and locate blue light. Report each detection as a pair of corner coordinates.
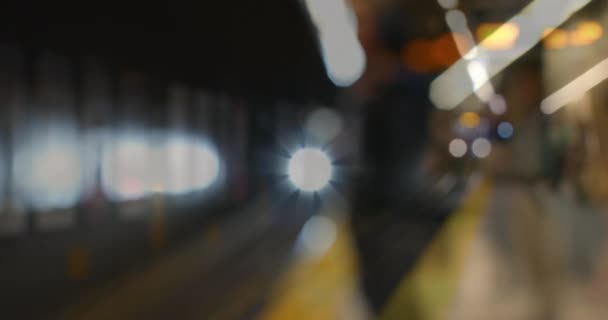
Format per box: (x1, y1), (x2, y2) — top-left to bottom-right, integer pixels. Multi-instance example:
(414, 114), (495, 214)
(497, 122), (514, 139)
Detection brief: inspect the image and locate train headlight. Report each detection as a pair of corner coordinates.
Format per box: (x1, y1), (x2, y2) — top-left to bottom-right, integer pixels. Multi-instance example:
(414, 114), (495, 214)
(287, 148), (332, 192)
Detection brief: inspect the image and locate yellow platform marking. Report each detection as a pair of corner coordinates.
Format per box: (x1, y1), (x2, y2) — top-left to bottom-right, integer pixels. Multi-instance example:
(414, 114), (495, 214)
(258, 181), (492, 320)
(380, 180), (493, 320)
(258, 216), (364, 320)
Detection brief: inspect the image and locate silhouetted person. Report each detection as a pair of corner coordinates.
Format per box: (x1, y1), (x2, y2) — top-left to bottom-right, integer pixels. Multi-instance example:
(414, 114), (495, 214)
(348, 1), (458, 313)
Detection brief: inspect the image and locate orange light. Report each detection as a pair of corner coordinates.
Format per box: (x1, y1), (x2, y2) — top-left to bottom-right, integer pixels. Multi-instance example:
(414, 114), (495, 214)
(401, 32), (480, 73)
(543, 29), (569, 49)
(542, 28), (556, 38)
(571, 21), (603, 46)
(477, 23), (520, 50)
(431, 33), (464, 67)
(401, 39), (436, 73)
(459, 112), (481, 129)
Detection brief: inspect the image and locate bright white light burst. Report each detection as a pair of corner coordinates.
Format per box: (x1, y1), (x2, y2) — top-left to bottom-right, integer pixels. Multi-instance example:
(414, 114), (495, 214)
(288, 148), (332, 192)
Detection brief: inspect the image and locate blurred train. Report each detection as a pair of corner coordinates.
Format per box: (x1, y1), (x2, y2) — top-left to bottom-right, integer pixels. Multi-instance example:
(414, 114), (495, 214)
(0, 46), (268, 316)
(0, 1), (349, 317)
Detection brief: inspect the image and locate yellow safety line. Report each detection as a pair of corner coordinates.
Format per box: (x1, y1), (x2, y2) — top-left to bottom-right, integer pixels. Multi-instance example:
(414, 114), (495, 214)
(258, 216), (362, 320)
(380, 179), (493, 320)
(258, 180), (492, 320)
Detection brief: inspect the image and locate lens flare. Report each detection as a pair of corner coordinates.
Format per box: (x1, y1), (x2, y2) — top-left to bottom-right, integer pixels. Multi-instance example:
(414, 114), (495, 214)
(304, 0), (366, 87)
(288, 148), (332, 192)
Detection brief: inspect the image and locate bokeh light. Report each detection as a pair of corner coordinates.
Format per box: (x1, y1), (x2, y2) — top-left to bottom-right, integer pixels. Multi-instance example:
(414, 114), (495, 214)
(459, 112), (481, 129)
(467, 60), (495, 101)
(497, 122), (514, 139)
(445, 10), (479, 60)
(437, 0), (458, 10)
(489, 94), (508, 115)
(544, 28), (569, 49)
(288, 148), (332, 192)
(298, 215), (337, 257)
(305, 108), (344, 143)
(449, 139), (468, 158)
(477, 23), (520, 50)
(472, 138), (492, 158)
(571, 21), (603, 46)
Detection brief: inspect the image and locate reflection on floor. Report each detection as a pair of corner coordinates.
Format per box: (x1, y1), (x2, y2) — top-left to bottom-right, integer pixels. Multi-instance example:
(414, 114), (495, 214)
(259, 179), (490, 320)
(259, 178), (608, 320)
(259, 212), (372, 320)
(381, 178), (491, 320)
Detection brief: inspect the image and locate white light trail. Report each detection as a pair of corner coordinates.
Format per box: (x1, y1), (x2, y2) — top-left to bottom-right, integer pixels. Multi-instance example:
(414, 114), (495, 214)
(304, 0), (366, 87)
(432, 0), (592, 110)
(443, 9), (494, 103)
(438, 0), (459, 10)
(288, 148), (333, 192)
(467, 60), (496, 101)
(541, 57), (608, 114)
(445, 10), (479, 60)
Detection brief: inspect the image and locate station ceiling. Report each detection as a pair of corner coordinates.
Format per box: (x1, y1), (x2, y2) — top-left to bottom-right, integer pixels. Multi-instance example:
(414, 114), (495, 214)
(0, 1), (335, 105)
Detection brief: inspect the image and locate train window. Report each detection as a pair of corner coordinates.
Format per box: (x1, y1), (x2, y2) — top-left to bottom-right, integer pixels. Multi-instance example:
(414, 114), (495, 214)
(212, 95), (230, 200)
(0, 46), (27, 236)
(162, 85), (191, 196)
(104, 72), (153, 219)
(304, 107), (344, 145)
(16, 53), (80, 231)
(194, 91), (214, 137)
(80, 59), (114, 224)
(15, 129), (84, 211)
(231, 102), (249, 201)
(102, 132), (151, 202)
(163, 135), (220, 195)
(167, 84), (189, 133)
